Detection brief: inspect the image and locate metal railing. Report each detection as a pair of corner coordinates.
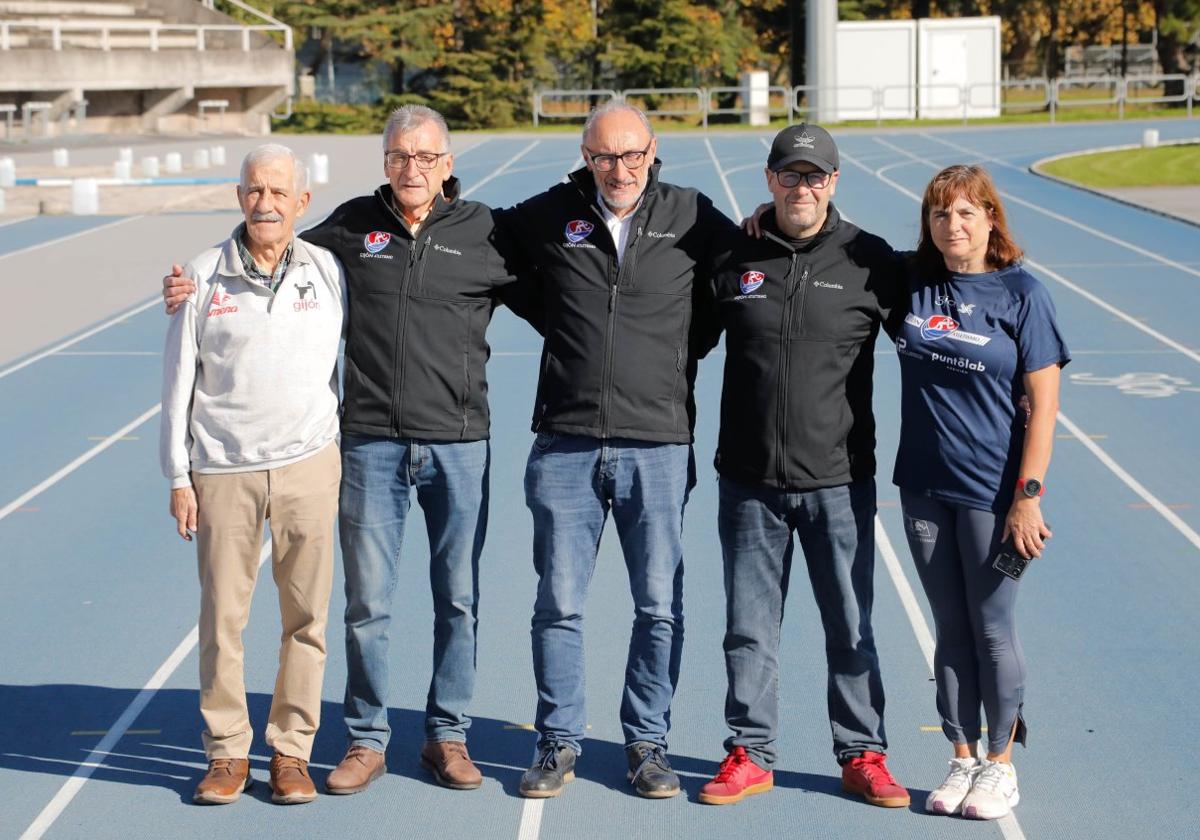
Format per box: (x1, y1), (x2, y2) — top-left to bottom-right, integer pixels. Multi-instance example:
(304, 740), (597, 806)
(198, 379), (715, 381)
(533, 76), (1200, 127)
(0, 0), (293, 51)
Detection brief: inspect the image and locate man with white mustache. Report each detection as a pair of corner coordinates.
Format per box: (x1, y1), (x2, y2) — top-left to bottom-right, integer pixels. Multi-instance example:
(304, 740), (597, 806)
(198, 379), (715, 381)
(161, 144), (345, 806)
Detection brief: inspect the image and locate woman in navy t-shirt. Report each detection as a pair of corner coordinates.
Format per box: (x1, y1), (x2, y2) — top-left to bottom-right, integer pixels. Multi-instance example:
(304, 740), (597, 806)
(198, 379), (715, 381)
(893, 165), (1070, 821)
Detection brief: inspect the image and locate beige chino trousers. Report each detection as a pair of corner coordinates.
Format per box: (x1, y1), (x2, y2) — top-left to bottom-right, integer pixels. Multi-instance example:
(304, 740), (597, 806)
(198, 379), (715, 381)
(193, 442), (340, 761)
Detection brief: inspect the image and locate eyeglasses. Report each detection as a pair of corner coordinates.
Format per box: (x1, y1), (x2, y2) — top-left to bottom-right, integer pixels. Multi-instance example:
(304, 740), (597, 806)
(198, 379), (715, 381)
(384, 151), (448, 171)
(585, 142), (652, 172)
(774, 170), (831, 189)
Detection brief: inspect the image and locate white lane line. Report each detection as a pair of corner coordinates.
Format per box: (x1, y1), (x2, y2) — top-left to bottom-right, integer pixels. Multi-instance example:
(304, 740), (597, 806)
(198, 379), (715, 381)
(1056, 410), (1200, 551)
(452, 138), (490, 158)
(840, 151), (1200, 366)
(19, 540), (274, 840)
(875, 518), (1030, 840)
(0, 215), (36, 229)
(461, 141), (542, 199)
(54, 351), (159, 357)
(560, 156), (584, 183)
(875, 136), (1200, 281)
(704, 137), (743, 221)
(516, 799), (545, 840)
(0, 404), (160, 522)
(0, 296), (161, 381)
(0, 215), (145, 262)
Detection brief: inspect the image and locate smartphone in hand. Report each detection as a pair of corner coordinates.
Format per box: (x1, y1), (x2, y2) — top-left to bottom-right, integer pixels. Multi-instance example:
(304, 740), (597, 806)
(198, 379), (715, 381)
(992, 529), (1049, 581)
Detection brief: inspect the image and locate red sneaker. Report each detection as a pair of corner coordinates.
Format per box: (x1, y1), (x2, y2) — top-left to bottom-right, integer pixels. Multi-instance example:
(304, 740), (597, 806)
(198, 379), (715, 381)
(841, 751), (911, 808)
(698, 746), (774, 805)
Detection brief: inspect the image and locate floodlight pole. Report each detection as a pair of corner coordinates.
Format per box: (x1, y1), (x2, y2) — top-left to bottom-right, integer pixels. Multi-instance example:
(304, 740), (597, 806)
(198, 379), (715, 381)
(806, 0), (837, 123)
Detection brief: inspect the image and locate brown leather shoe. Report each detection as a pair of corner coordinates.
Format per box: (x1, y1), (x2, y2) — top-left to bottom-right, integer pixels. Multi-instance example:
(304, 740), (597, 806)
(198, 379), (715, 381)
(193, 757), (251, 805)
(420, 740), (483, 790)
(326, 745), (387, 794)
(269, 753), (317, 805)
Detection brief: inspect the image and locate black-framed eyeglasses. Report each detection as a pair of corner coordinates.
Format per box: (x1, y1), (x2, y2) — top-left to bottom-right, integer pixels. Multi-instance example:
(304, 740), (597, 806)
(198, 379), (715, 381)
(774, 169), (832, 189)
(585, 142), (652, 172)
(384, 151), (448, 171)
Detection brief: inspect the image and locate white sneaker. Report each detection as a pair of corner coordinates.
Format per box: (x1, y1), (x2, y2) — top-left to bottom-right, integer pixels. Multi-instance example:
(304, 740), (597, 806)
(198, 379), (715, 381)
(961, 758), (1019, 820)
(925, 757), (980, 815)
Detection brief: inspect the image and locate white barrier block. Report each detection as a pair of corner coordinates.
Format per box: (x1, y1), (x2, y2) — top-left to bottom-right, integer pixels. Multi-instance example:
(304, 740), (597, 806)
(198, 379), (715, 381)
(0, 157), (14, 188)
(0, 188), (6, 215)
(118, 147), (133, 163)
(53, 148), (70, 167)
(210, 145), (226, 166)
(309, 153), (329, 185)
(142, 156), (160, 178)
(193, 148), (211, 170)
(165, 152), (183, 174)
(740, 70), (771, 126)
(1142, 129), (1160, 148)
(113, 160), (132, 180)
(71, 178), (99, 215)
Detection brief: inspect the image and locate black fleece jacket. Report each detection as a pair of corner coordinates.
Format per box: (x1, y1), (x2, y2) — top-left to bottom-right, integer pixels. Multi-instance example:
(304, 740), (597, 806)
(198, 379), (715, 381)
(303, 179), (526, 441)
(500, 163), (737, 443)
(697, 206), (904, 491)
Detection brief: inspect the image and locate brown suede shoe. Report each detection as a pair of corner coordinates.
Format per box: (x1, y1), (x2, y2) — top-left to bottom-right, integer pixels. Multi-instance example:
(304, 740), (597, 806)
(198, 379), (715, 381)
(326, 745), (387, 795)
(269, 753), (317, 805)
(420, 740), (483, 790)
(193, 758), (251, 805)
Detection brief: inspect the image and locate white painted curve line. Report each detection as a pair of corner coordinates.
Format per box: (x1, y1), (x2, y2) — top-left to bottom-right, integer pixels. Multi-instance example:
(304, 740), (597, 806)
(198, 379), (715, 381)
(876, 136), (1200, 281)
(1056, 410), (1200, 552)
(561, 156), (584, 183)
(840, 150), (1200, 366)
(0, 214), (145, 262)
(0, 296), (161, 381)
(516, 798), (544, 840)
(874, 517), (1029, 840)
(461, 141), (542, 199)
(703, 137), (743, 221)
(0, 214), (36, 229)
(19, 540), (274, 840)
(0, 403), (160, 522)
(452, 137), (490, 159)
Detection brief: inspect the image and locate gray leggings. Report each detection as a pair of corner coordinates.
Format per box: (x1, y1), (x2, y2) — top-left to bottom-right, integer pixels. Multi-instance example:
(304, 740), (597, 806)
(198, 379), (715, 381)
(900, 489), (1028, 754)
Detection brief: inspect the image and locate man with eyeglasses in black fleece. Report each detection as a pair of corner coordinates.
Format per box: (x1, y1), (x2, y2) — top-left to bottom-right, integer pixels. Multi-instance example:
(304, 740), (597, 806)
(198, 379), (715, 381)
(692, 124), (911, 810)
(498, 102), (737, 800)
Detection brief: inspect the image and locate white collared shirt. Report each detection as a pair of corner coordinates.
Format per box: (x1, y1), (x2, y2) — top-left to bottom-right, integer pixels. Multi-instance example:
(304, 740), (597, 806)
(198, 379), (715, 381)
(596, 189), (642, 266)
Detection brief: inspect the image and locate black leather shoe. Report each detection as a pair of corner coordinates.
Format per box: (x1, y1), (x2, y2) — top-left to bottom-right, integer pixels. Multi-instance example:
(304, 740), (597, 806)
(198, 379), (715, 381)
(519, 743), (576, 798)
(626, 742), (681, 798)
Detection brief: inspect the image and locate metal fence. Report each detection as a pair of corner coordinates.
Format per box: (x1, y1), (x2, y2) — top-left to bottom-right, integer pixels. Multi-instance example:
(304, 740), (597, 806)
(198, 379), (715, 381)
(533, 74), (1200, 127)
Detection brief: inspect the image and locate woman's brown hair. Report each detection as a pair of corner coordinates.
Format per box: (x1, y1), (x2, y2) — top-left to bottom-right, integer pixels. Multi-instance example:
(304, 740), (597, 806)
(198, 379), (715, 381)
(915, 164), (1023, 271)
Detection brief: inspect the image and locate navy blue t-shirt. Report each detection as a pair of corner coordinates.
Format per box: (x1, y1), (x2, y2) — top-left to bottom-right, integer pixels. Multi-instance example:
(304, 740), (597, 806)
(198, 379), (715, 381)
(892, 263), (1071, 512)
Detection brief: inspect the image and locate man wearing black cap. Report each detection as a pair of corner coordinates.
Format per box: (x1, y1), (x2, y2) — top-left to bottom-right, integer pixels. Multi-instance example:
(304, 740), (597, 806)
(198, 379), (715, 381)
(693, 124), (910, 808)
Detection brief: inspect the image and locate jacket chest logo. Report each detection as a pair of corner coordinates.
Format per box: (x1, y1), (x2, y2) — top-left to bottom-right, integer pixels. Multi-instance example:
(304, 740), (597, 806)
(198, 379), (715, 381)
(564, 219), (595, 245)
(739, 271), (765, 295)
(294, 280), (320, 312)
(361, 231), (394, 260)
(208, 288), (238, 318)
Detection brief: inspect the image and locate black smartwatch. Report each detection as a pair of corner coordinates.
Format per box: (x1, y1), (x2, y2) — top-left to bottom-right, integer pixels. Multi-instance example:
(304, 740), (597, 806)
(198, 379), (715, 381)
(1017, 478), (1044, 498)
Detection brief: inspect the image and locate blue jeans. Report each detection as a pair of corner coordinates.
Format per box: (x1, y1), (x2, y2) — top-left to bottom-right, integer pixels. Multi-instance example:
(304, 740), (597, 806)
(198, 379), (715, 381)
(718, 476), (886, 767)
(525, 433), (694, 755)
(339, 433), (489, 750)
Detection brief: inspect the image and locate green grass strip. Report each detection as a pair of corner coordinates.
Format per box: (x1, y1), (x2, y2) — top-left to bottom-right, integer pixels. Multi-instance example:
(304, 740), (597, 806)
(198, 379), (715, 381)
(1041, 144), (1200, 188)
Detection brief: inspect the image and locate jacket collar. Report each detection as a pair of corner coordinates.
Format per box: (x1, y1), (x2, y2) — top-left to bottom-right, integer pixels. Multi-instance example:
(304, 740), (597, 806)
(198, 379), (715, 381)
(218, 222), (311, 278)
(375, 176), (462, 232)
(761, 202), (842, 252)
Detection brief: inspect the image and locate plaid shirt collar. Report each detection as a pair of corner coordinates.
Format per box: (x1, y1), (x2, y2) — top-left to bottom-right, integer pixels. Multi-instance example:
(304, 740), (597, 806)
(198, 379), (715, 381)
(236, 224), (293, 291)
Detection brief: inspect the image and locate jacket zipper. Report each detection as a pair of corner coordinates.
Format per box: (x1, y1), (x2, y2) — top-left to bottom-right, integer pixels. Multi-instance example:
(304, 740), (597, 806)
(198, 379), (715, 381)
(460, 349), (471, 439)
(393, 234), (430, 433)
(595, 213), (644, 438)
(775, 258), (805, 487)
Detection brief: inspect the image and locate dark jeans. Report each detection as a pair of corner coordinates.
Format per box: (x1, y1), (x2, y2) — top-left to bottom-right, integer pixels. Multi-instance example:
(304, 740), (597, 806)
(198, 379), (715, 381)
(718, 476), (886, 768)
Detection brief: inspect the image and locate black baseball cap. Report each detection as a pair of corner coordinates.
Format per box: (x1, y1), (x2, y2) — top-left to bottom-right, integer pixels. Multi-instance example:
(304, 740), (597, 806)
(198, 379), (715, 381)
(767, 123), (839, 173)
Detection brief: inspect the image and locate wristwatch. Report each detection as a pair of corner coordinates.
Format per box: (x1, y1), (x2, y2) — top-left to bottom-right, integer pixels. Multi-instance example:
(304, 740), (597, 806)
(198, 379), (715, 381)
(1016, 478), (1044, 498)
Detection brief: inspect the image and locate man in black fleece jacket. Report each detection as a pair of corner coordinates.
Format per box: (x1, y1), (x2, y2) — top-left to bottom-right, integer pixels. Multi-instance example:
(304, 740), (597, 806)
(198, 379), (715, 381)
(499, 102), (737, 800)
(693, 124), (912, 810)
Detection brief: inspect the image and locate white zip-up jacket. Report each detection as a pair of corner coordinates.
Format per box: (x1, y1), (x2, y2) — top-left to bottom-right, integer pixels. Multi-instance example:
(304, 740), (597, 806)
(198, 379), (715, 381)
(160, 227), (346, 489)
